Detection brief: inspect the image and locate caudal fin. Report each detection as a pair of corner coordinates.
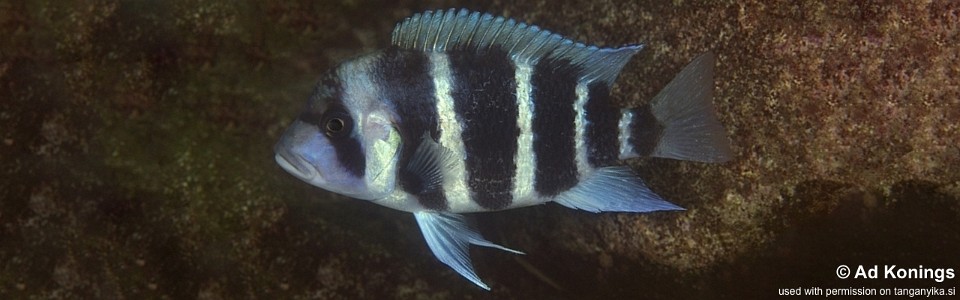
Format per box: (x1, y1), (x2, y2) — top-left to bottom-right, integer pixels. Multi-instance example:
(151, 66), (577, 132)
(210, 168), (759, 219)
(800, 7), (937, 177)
(619, 52), (733, 163)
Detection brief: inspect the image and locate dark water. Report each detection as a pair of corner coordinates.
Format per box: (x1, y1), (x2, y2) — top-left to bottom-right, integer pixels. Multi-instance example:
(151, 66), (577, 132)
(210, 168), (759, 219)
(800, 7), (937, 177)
(2, 1), (958, 299)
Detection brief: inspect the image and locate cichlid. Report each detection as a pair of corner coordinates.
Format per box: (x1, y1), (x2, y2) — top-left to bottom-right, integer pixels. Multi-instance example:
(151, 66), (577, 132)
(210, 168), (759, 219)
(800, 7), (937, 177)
(274, 9), (733, 290)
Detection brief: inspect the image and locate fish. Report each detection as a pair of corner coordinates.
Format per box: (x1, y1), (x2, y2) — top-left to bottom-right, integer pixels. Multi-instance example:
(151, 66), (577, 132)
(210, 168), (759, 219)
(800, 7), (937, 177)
(274, 8), (733, 290)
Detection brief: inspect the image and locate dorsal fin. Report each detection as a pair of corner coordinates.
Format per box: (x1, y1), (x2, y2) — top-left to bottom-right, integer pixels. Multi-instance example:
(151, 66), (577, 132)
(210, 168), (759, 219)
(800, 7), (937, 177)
(391, 9), (643, 85)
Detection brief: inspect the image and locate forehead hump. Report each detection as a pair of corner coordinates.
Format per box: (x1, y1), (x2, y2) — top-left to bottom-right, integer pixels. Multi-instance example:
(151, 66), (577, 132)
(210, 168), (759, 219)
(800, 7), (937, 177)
(305, 71), (341, 113)
(302, 51), (391, 120)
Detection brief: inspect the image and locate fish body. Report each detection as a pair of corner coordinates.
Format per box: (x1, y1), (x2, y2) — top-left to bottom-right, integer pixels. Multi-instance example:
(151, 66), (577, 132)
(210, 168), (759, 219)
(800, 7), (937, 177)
(274, 9), (732, 290)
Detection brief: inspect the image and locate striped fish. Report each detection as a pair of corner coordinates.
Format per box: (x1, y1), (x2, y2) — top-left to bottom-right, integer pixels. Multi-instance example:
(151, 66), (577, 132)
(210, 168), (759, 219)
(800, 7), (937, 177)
(274, 9), (733, 290)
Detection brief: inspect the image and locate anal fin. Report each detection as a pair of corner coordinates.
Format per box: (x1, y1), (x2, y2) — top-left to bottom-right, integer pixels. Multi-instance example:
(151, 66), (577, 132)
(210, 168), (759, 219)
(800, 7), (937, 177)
(414, 211), (524, 290)
(554, 166), (683, 213)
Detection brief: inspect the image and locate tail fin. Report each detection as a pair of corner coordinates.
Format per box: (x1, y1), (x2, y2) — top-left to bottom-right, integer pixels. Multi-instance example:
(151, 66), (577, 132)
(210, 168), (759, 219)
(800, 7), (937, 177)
(618, 52), (733, 163)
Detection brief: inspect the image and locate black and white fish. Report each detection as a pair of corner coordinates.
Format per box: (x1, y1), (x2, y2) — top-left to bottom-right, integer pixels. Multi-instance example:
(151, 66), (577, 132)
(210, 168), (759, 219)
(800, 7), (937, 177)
(274, 9), (733, 290)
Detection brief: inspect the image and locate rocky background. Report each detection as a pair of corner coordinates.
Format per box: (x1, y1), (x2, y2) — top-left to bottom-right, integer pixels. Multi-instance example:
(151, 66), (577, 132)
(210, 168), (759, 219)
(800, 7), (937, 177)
(1, 0), (958, 299)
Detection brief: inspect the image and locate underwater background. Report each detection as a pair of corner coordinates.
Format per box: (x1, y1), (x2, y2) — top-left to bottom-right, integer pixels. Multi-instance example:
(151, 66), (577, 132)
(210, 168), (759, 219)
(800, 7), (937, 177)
(1, 0), (958, 298)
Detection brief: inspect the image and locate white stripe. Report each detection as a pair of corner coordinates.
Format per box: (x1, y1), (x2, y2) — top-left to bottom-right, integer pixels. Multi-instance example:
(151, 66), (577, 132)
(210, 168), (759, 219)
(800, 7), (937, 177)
(511, 63), (537, 206)
(337, 55), (395, 198)
(618, 109), (636, 159)
(429, 53), (480, 212)
(574, 82), (591, 178)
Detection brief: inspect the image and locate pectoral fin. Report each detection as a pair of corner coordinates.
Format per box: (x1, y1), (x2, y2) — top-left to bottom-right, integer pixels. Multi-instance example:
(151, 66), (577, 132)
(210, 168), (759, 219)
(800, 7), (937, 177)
(400, 135), (456, 195)
(413, 211), (524, 290)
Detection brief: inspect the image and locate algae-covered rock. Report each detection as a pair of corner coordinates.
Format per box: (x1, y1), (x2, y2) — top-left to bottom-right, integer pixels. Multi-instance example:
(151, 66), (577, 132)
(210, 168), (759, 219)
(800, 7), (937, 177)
(1, 1), (957, 299)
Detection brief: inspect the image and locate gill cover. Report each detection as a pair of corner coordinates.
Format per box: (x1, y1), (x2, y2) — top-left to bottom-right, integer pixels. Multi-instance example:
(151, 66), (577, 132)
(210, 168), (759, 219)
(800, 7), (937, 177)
(275, 66), (402, 200)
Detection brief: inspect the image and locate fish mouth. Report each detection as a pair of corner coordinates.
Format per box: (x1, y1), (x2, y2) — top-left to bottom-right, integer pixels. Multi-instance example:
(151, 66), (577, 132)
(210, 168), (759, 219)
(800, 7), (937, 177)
(275, 151), (317, 181)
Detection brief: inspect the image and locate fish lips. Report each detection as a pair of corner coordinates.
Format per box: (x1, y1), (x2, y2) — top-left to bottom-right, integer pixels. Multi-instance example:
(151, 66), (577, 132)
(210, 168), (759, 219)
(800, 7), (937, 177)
(274, 149), (320, 183)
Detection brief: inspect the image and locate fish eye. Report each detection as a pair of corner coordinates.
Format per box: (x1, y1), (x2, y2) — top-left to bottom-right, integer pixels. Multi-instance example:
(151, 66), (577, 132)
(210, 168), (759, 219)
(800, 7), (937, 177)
(326, 118), (344, 133)
(321, 111), (352, 138)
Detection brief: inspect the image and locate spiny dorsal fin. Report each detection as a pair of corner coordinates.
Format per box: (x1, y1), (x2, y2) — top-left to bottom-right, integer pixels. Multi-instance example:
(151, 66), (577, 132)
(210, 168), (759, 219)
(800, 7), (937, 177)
(391, 8), (642, 85)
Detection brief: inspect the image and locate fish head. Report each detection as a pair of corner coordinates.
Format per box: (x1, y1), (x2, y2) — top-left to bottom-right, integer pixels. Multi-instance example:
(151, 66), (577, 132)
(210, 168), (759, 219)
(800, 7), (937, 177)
(275, 57), (401, 200)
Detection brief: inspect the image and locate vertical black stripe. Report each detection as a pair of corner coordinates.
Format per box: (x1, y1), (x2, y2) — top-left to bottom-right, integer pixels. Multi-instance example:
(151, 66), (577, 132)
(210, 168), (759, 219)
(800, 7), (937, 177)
(333, 137), (366, 177)
(298, 76), (367, 178)
(628, 105), (664, 156)
(375, 47), (447, 210)
(585, 83), (621, 167)
(298, 100), (366, 178)
(531, 57), (580, 196)
(376, 47), (441, 140)
(449, 49), (518, 210)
